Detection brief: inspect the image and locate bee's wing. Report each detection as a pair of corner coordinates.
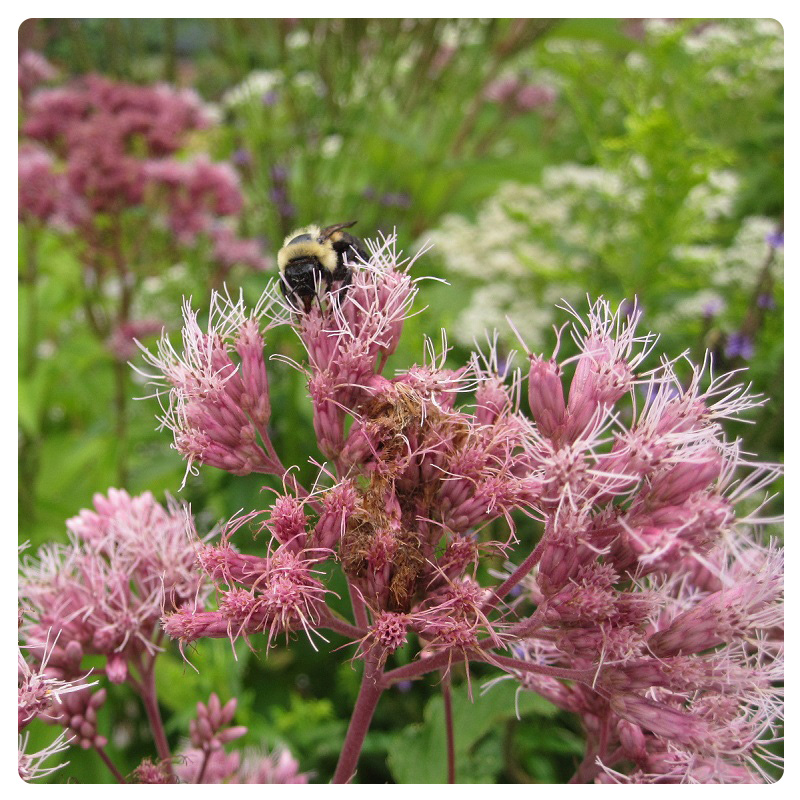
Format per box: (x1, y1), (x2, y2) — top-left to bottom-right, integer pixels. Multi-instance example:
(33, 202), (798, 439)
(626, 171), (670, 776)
(318, 221), (358, 242)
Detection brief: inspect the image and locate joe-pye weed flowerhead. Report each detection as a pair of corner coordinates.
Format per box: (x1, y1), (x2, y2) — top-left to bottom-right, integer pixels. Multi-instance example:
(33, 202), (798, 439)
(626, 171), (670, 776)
(137, 232), (782, 783)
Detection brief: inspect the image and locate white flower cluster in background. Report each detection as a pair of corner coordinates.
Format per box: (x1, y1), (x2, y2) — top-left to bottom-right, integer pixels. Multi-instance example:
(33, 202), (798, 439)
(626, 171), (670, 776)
(221, 70), (282, 108)
(653, 215), (783, 330)
(650, 18), (783, 81)
(422, 161), (761, 351)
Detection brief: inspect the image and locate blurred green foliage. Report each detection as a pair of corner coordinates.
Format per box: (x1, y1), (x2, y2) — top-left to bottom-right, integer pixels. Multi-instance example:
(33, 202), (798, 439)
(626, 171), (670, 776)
(19, 18), (782, 783)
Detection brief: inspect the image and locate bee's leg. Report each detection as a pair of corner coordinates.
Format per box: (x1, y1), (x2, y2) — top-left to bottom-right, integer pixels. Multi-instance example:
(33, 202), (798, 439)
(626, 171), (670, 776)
(279, 276), (299, 312)
(320, 271), (335, 310)
(338, 266), (353, 301)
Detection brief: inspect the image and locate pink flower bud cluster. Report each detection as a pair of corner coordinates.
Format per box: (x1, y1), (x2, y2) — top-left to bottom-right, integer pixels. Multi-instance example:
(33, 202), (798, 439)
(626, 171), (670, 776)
(139, 293), (280, 484)
(45, 683), (108, 750)
(144, 692), (311, 784)
(19, 489), (210, 682)
(147, 237), (781, 783)
(17, 617), (98, 780)
(189, 693), (247, 753)
(290, 235), (420, 459)
(163, 508), (332, 651)
(174, 745), (310, 784)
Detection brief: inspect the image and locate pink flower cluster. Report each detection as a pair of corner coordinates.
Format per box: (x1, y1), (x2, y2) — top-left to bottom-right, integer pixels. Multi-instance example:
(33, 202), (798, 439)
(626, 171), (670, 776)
(18, 65), (267, 271)
(143, 235), (782, 783)
(143, 157), (244, 244)
(138, 291), (279, 484)
(18, 491), (312, 783)
(18, 49), (58, 98)
(494, 305), (784, 782)
(484, 75), (558, 113)
(22, 74), (209, 215)
(18, 634), (88, 780)
(19, 489), (208, 686)
(18, 143), (79, 227)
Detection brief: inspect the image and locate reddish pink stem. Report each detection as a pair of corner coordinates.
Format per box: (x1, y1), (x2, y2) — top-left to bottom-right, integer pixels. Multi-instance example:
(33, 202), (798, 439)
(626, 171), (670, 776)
(332, 654), (384, 783)
(486, 653), (593, 683)
(137, 660), (172, 770)
(347, 580), (369, 630)
(381, 649), (455, 686)
(481, 535), (549, 614)
(96, 745), (126, 783)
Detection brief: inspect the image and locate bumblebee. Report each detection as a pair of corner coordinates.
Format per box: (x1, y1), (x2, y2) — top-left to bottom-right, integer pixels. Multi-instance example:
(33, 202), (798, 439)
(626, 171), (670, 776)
(277, 221), (367, 313)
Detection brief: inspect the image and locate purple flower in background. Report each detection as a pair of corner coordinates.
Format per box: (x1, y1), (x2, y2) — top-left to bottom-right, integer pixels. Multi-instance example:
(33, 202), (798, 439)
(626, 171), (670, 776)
(262, 90), (280, 107)
(381, 192), (412, 209)
(619, 298), (640, 319)
(765, 230), (783, 249)
(232, 148), (252, 167)
(270, 164), (288, 183)
(107, 318), (165, 361)
(757, 292), (776, 310)
(725, 332), (754, 360)
(485, 76), (557, 113)
(702, 297), (725, 320)
(269, 186), (288, 204)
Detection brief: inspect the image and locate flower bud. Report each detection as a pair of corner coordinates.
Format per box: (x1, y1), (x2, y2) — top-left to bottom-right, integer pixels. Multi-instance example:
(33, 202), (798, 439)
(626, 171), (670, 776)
(528, 356), (566, 440)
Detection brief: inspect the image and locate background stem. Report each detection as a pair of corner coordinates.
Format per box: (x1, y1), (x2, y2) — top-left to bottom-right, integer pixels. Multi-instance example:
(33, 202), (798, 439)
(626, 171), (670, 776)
(136, 660), (172, 769)
(442, 673), (456, 783)
(95, 745), (126, 783)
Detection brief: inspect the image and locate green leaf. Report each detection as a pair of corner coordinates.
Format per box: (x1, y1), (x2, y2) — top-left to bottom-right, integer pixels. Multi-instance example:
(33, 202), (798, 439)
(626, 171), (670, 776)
(387, 680), (557, 783)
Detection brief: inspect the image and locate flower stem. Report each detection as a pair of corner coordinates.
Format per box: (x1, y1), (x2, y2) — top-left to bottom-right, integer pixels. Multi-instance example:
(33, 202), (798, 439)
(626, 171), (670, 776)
(195, 747), (211, 784)
(332, 654), (384, 783)
(112, 358), (130, 486)
(318, 608), (366, 639)
(382, 649), (455, 686)
(442, 673), (456, 783)
(22, 223), (40, 378)
(481, 535), (548, 614)
(136, 660), (172, 769)
(486, 653), (593, 683)
(348, 579), (369, 630)
(95, 745), (126, 783)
